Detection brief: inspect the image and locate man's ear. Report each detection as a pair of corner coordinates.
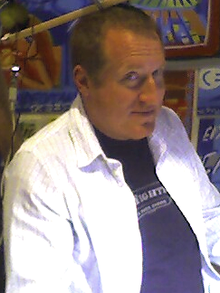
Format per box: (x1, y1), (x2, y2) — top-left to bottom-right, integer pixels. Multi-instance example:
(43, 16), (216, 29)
(73, 65), (90, 97)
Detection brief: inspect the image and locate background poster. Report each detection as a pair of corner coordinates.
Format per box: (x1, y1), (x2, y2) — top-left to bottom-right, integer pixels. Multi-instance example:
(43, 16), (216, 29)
(0, 0), (218, 151)
(0, 0), (215, 114)
(196, 67), (220, 191)
(197, 118), (220, 192)
(0, 0), (92, 114)
(197, 68), (220, 116)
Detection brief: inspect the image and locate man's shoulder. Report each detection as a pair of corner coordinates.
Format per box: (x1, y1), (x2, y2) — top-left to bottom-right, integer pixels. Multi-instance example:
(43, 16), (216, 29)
(158, 106), (184, 131)
(19, 111), (71, 155)
(5, 110), (75, 179)
(152, 105), (191, 146)
(160, 105), (181, 120)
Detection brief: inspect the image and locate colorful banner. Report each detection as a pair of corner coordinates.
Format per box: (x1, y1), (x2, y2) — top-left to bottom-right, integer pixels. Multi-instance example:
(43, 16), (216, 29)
(0, 0), (216, 114)
(0, 0), (91, 113)
(197, 68), (220, 116)
(197, 118), (220, 192)
(196, 67), (220, 191)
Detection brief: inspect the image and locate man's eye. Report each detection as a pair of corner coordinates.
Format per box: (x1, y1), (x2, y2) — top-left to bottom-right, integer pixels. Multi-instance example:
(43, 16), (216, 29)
(121, 72), (144, 89)
(152, 68), (165, 88)
(152, 68), (164, 78)
(124, 72), (139, 81)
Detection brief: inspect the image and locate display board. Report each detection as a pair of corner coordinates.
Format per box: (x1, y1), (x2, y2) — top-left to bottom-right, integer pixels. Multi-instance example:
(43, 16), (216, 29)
(196, 67), (220, 191)
(132, 0), (220, 58)
(197, 118), (220, 191)
(0, 0), (219, 114)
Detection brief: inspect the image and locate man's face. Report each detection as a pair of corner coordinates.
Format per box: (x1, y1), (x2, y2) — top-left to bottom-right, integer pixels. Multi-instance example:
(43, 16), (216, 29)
(79, 28), (165, 140)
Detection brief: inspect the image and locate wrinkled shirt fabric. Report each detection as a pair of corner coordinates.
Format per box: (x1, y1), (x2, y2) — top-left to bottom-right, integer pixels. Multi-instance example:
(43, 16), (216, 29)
(3, 95), (220, 293)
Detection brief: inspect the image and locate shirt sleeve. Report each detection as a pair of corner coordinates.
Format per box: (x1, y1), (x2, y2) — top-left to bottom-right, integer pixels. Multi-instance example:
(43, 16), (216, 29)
(173, 108), (220, 268)
(160, 107), (220, 268)
(3, 150), (79, 293)
(196, 159), (220, 267)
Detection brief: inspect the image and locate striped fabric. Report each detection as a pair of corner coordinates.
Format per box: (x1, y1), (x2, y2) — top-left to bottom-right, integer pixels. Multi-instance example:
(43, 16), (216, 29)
(2, 95), (220, 292)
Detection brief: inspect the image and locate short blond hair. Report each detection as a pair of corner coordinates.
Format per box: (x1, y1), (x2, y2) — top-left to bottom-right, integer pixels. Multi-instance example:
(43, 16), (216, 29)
(70, 3), (162, 86)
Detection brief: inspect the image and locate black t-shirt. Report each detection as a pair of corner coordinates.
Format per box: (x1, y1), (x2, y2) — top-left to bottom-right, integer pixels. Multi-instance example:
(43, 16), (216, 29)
(95, 128), (204, 293)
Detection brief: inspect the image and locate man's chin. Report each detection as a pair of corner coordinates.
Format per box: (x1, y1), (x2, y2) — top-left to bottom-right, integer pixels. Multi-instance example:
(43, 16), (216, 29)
(132, 124), (155, 140)
(129, 131), (154, 141)
(107, 124), (155, 140)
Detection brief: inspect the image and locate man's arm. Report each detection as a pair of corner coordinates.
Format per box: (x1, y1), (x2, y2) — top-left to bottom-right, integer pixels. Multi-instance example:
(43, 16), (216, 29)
(3, 151), (76, 292)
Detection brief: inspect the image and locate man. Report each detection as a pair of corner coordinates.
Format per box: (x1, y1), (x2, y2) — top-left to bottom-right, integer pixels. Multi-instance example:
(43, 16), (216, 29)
(3, 4), (220, 293)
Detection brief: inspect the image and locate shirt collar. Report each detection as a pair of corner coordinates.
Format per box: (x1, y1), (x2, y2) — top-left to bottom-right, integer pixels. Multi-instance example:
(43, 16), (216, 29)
(68, 97), (171, 168)
(67, 94), (106, 168)
(148, 107), (169, 164)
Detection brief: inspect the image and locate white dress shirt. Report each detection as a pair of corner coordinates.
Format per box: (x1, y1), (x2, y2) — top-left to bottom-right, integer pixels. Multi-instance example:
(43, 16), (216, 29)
(3, 95), (220, 292)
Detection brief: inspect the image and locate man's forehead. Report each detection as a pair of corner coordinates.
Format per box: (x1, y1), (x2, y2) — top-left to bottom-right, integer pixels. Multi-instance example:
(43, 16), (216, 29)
(102, 27), (163, 58)
(104, 26), (159, 40)
(101, 31), (165, 76)
(103, 28), (163, 56)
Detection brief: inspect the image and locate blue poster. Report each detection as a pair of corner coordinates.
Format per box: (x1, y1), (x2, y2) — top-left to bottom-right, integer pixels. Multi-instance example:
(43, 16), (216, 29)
(197, 118), (220, 191)
(197, 68), (220, 116)
(196, 67), (220, 190)
(132, 0), (209, 49)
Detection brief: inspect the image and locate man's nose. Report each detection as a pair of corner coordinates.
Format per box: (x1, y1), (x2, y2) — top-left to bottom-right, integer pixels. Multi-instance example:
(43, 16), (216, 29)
(138, 75), (160, 103)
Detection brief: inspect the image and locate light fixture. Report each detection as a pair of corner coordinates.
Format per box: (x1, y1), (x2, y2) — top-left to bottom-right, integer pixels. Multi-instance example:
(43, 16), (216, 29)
(11, 64), (20, 77)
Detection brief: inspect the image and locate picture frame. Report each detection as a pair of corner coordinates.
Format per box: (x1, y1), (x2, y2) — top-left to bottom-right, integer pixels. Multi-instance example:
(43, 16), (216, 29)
(165, 0), (220, 58)
(132, 0), (220, 58)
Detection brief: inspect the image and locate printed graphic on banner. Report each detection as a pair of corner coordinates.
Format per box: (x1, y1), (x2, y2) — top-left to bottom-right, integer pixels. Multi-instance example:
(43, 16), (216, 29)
(197, 118), (220, 192)
(198, 68), (220, 116)
(0, 0), (215, 113)
(0, 0), (90, 113)
(131, 0), (219, 59)
(132, 0), (206, 45)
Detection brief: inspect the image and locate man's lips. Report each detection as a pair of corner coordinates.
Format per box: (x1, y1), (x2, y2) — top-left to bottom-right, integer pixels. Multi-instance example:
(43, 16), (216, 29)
(130, 107), (159, 124)
(131, 108), (157, 116)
